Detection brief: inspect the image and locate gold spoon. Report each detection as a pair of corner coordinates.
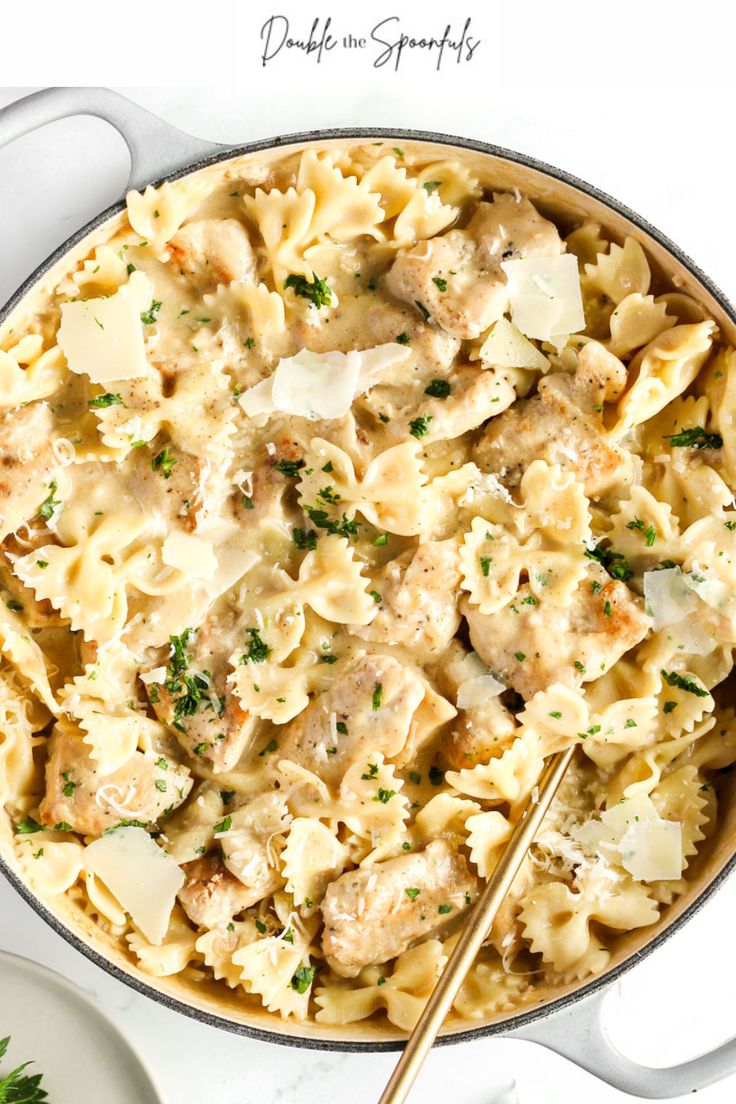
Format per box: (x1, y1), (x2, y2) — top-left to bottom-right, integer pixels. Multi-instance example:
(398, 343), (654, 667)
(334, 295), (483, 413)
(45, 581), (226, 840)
(379, 745), (576, 1104)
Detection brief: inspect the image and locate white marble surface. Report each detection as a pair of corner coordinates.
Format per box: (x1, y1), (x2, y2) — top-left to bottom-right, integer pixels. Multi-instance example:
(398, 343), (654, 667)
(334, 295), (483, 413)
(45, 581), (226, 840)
(2, 64), (736, 1103)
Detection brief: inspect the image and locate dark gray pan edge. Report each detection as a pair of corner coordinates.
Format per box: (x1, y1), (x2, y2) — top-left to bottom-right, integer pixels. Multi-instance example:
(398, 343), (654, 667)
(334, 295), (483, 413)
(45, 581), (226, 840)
(1, 125), (735, 1052)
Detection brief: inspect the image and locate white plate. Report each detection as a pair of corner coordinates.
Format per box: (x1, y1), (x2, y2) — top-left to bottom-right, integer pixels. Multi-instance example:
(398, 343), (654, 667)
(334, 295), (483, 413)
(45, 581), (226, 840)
(0, 950), (164, 1104)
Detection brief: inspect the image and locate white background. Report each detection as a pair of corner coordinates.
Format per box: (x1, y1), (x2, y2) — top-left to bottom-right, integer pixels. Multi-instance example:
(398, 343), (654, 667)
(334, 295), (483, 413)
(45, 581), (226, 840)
(1, 2), (736, 1100)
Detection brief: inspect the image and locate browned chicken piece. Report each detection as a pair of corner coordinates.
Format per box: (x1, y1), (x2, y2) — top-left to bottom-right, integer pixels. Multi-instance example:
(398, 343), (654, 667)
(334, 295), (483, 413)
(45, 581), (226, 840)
(322, 839), (478, 976)
(177, 852), (256, 928)
(148, 613), (256, 773)
(384, 232), (508, 340)
(474, 369), (632, 499)
(353, 541), (461, 663)
(420, 366), (515, 441)
(293, 293), (460, 372)
(276, 654), (428, 785)
(168, 218), (257, 290)
(39, 725), (192, 836)
(463, 566), (650, 700)
(467, 193), (563, 266)
(384, 194), (562, 341)
(0, 404), (57, 541)
(430, 641), (516, 770)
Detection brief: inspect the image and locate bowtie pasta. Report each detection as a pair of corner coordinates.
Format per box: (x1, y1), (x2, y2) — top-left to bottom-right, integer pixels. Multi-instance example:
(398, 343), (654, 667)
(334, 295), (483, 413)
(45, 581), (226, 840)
(1, 141), (735, 1034)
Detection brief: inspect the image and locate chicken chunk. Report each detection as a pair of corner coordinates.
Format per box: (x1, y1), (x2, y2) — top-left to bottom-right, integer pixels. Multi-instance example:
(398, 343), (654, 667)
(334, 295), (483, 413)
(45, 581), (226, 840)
(294, 292), (460, 372)
(276, 654), (430, 785)
(39, 725), (192, 836)
(168, 218), (257, 290)
(384, 195), (562, 341)
(353, 541), (461, 662)
(419, 365), (515, 442)
(322, 839), (478, 976)
(385, 232), (508, 340)
(463, 566), (650, 700)
(430, 641), (516, 770)
(177, 852), (256, 928)
(0, 404), (57, 541)
(148, 614), (256, 773)
(467, 193), (563, 266)
(474, 369), (632, 499)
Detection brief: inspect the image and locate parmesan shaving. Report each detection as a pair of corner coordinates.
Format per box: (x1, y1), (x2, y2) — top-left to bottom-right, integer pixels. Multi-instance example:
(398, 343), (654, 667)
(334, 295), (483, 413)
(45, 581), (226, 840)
(84, 826), (185, 944)
(643, 567), (698, 630)
(162, 531), (217, 579)
(501, 254), (584, 342)
(479, 318), (549, 371)
(58, 288), (150, 384)
(457, 673), (505, 709)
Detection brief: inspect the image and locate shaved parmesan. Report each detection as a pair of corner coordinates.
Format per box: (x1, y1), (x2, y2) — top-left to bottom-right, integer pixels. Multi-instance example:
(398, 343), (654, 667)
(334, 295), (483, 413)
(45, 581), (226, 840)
(683, 569), (732, 612)
(571, 794), (682, 881)
(238, 343), (410, 422)
(479, 318), (549, 371)
(273, 349), (359, 420)
(140, 666), (166, 685)
(162, 531), (217, 579)
(457, 672), (506, 709)
(643, 567), (698, 629)
(58, 292), (149, 384)
(84, 826), (184, 944)
(501, 254), (584, 342)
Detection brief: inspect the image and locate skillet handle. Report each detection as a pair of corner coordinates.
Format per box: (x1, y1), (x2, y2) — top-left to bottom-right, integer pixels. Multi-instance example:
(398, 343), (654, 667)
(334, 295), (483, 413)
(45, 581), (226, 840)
(0, 87), (225, 191)
(507, 983), (736, 1098)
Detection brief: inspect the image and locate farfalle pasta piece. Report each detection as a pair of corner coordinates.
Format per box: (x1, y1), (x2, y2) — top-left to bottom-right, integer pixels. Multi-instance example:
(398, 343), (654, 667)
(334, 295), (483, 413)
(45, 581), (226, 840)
(210, 281), (286, 338)
(314, 941), (447, 1031)
(606, 485), (680, 564)
(195, 920), (260, 988)
(127, 908), (199, 977)
(465, 812), (513, 878)
(15, 828), (84, 896)
(126, 177), (210, 251)
(244, 186), (316, 286)
(393, 186), (458, 246)
(78, 712), (169, 777)
(614, 322), (717, 432)
(452, 954), (528, 1018)
(584, 237), (651, 305)
(459, 460), (591, 613)
(413, 794), (481, 842)
(61, 245), (130, 299)
(607, 293), (674, 357)
(292, 535), (378, 625)
(702, 345), (736, 489)
(297, 150), (385, 243)
(297, 438), (427, 537)
(282, 818), (348, 907)
(0, 598), (58, 713)
(0, 669), (39, 800)
(519, 873), (658, 972)
(0, 335), (64, 410)
(233, 930), (314, 1019)
(338, 754), (410, 863)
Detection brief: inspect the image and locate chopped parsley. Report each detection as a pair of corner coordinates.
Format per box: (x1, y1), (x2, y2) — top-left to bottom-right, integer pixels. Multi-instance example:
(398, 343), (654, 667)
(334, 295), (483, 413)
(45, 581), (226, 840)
(432, 276), (448, 292)
(424, 379), (451, 399)
(155, 779), (167, 792)
(405, 887), (421, 900)
(62, 771), (77, 798)
(663, 701), (678, 714)
(293, 527), (318, 551)
(193, 742), (208, 756)
(438, 904), (452, 915)
(336, 721), (348, 736)
(0, 1035), (47, 1103)
(6, 600), (22, 613)
(373, 532), (389, 546)
(290, 964), (316, 993)
(574, 661), (587, 673)
(304, 506), (359, 539)
(53, 821), (72, 832)
(409, 415), (432, 439)
(549, 711), (562, 719)
(414, 300), (431, 322)
(602, 599), (612, 617)
(274, 458), (305, 477)
(377, 976), (387, 986)
(584, 544), (633, 582)
(319, 654), (338, 664)
(242, 494), (255, 510)
(15, 816), (42, 834)
(428, 765), (444, 787)
(317, 485), (341, 506)
(258, 738), (279, 757)
(480, 556), (492, 577)
(220, 790), (235, 805)
(369, 590), (382, 604)
(140, 299), (162, 325)
(665, 427), (723, 449)
(284, 272), (332, 309)
(38, 481), (61, 520)
(152, 448), (177, 479)
(661, 670), (708, 697)
(626, 517), (657, 546)
(408, 771), (421, 785)
(213, 815), (232, 834)
(374, 788), (396, 804)
(255, 918), (268, 934)
(372, 682), (383, 710)
(423, 180), (442, 193)
(88, 392), (124, 408)
(362, 763), (379, 780)
(514, 651), (526, 662)
(395, 331), (411, 345)
(242, 627), (271, 664)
